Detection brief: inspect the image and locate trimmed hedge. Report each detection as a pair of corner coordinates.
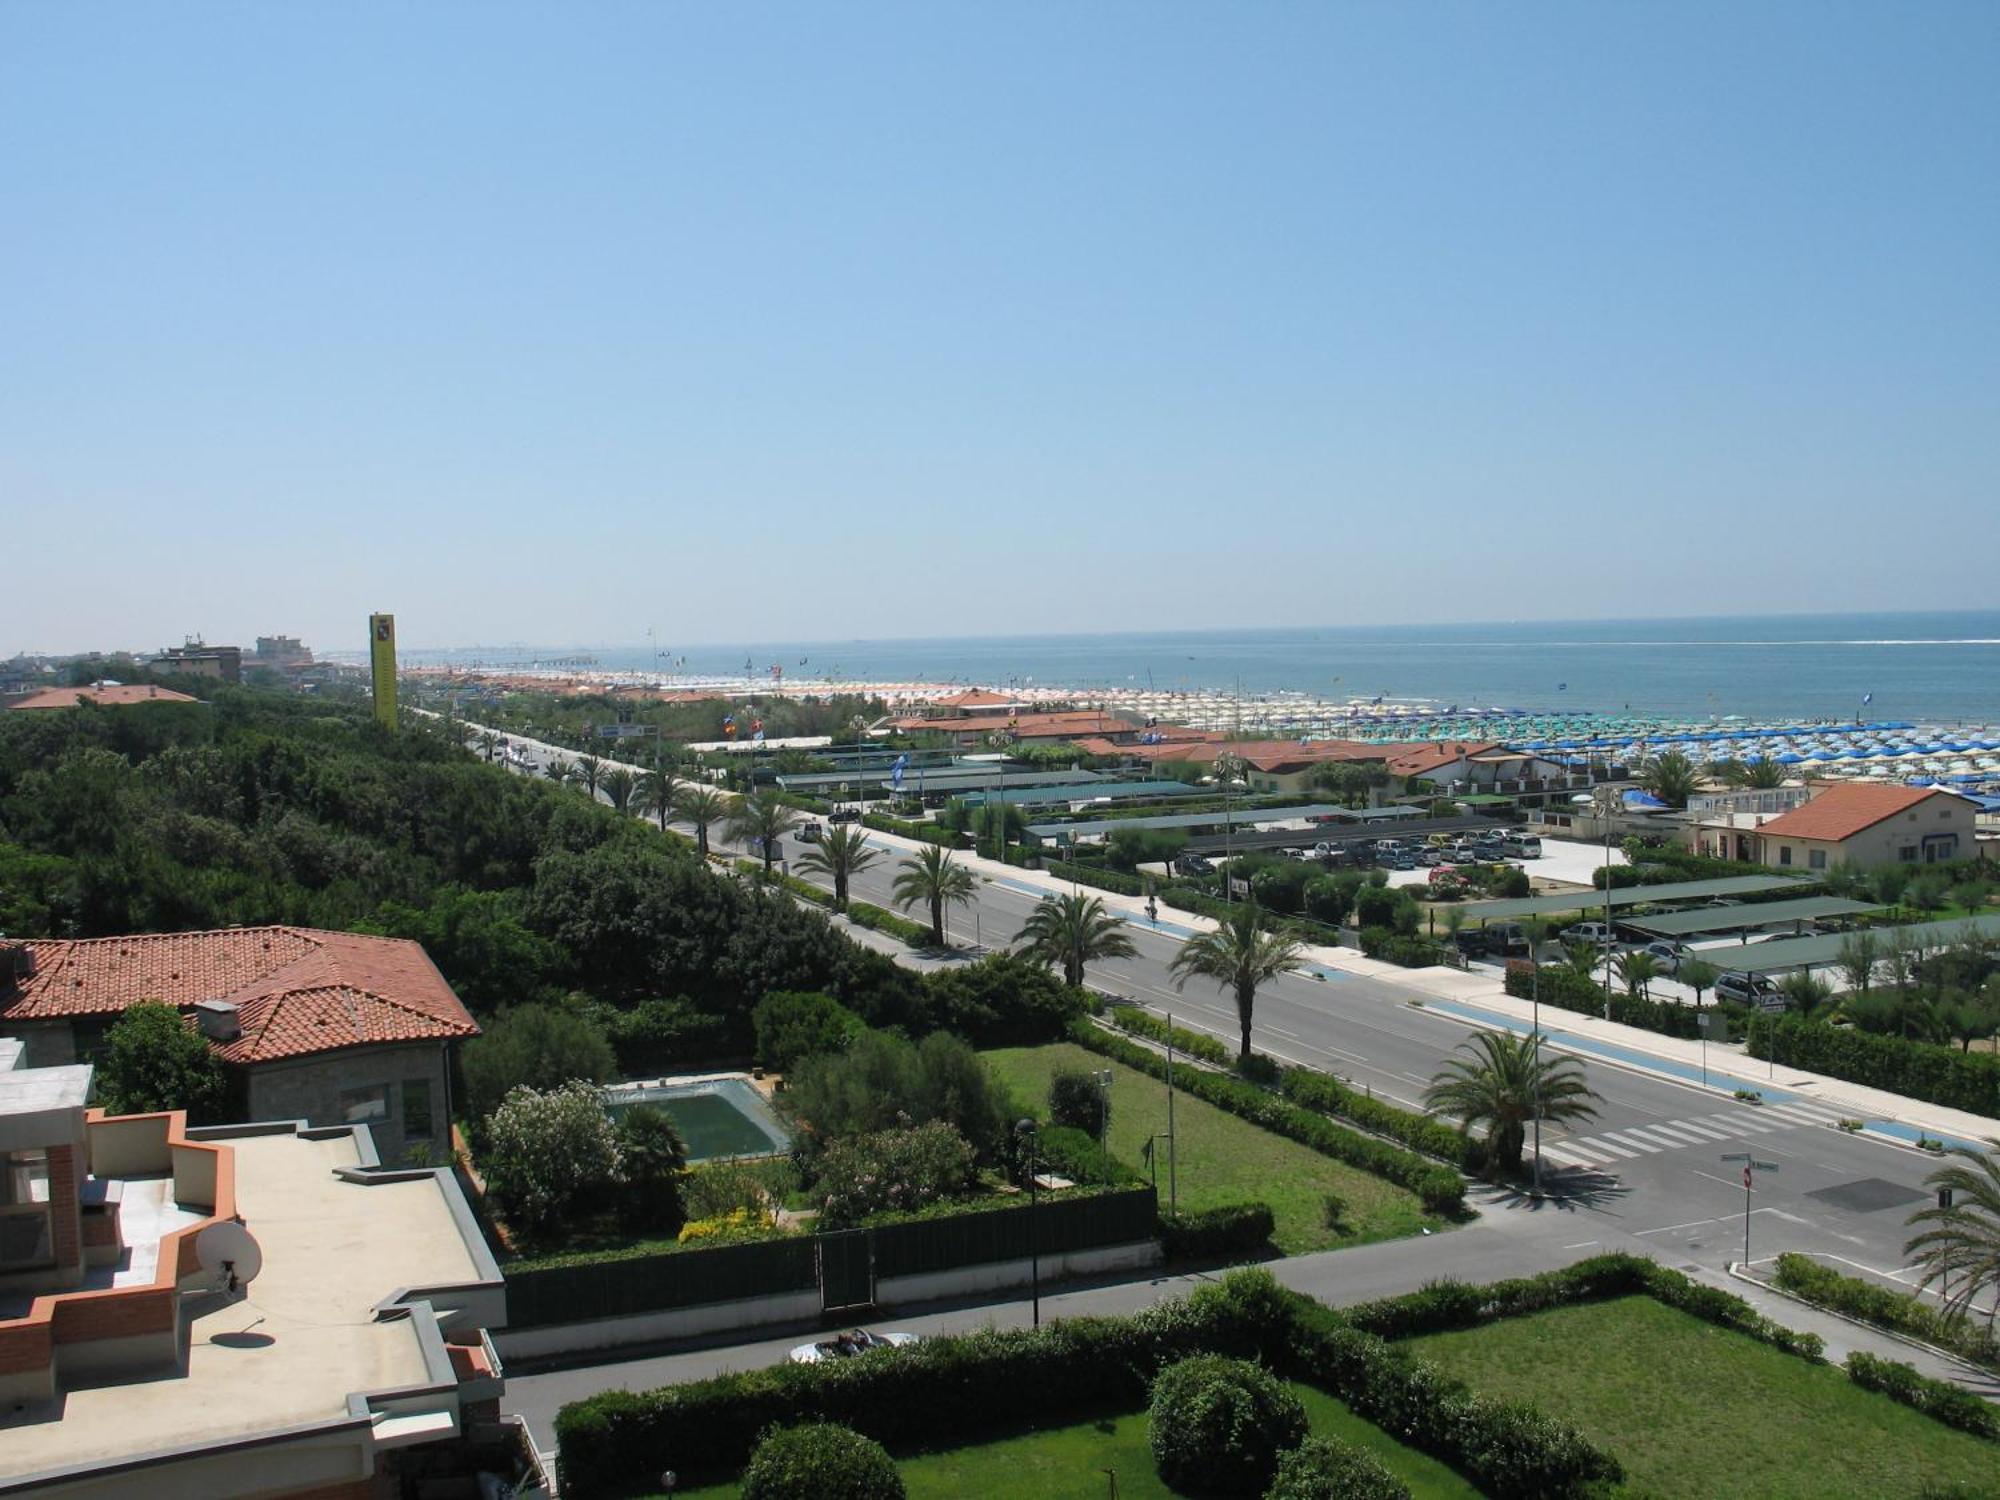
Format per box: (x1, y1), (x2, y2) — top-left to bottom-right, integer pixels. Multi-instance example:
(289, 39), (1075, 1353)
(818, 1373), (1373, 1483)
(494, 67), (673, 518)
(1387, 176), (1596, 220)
(740, 1422), (906, 1499)
(1773, 1253), (2000, 1371)
(1359, 926), (1447, 969)
(1070, 1021), (1467, 1215)
(553, 1267), (1617, 1499)
(1280, 1068), (1477, 1170)
(1502, 962), (1706, 1041)
(1111, 1006), (1232, 1066)
(1846, 1351), (2000, 1440)
(862, 811), (963, 848)
(1748, 1013), (2000, 1116)
(1043, 859), (1146, 897)
(845, 901), (934, 947)
(1268, 1436), (1412, 1500)
(1148, 1354), (1307, 1494)
(1158, 1202), (1276, 1261)
(1034, 1123), (1142, 1188)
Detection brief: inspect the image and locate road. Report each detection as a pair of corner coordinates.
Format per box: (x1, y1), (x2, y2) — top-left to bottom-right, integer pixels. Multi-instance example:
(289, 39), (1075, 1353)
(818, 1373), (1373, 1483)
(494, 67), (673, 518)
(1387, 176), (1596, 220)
(477, 729), (1959, 1349)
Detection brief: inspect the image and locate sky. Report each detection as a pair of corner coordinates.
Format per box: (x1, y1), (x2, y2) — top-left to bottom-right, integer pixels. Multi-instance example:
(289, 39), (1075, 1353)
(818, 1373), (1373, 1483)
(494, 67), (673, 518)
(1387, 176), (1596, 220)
(4, 2), (1997, 656)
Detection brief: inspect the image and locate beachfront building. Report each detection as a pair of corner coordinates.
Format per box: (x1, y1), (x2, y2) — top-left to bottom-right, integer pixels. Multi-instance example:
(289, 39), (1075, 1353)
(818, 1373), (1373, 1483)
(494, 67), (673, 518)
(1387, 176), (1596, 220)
(147, 641), (242, 682)
(887, 706), (1141, 747)
(5, 683), (202, 711)
(0, 928), (479, 1164)
(0, 1043), (510, 1499)
(1736, 783), (1979, 872)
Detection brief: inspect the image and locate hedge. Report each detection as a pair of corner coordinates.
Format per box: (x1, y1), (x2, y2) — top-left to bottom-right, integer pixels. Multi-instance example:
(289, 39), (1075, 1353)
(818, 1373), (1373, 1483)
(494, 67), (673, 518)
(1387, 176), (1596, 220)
(1747, 1013), (2000, 1117)
(1110, 1006), (1232, 1067)
(1034, 1123), (1142, 1189)
(1846, 1351), (2000, 1440)
(1070, 1021), (1467, 1215)
(1773, 1253), (2000, 1371)
(1268, 1436), (1411, 1500)
(1502, 962), (1708, 1041)
(1359, 926), (1447, 968)
(1279, 1068), (1477, 1170)
(845, 902), (934, 947)
(1158, 1202), (1276, 1261)
(553, 1267), (1616, 1499)
(1042, 859), (1147, 897)
(862, 811), (963, 848)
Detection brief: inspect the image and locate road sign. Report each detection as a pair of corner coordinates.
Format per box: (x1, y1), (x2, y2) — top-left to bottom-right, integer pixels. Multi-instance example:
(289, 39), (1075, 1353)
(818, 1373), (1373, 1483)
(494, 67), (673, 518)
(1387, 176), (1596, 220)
(1720, 1152), (1780, 1265)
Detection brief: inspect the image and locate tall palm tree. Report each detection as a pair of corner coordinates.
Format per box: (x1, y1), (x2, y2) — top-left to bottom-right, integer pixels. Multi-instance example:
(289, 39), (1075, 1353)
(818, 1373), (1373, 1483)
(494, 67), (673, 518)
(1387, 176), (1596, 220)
(543, 758), (572, 783)
(675, 785), (726, 856)
(1680, 956), (1720, 1010)
(891, 845), (976, 947)
(1906, 1139), (2000, 1324)
(572, 755), (604, 801)
(1014, 892), (1137, 987)
(1560, 941), (1601, 986)
(599, 766), (638, 815)
(795, 824), (881, 911)
(634, 767), (683, 831)
(1168, 905), (1304, 1060)
(726, 793), (799, 874)
(1425, 1031), (1602, 1175)
(1740, 757), (1786, 790)
(1638, 749), (1701, 808)
(1612, 950), (1659, 999)
(477, 731), (501, 762)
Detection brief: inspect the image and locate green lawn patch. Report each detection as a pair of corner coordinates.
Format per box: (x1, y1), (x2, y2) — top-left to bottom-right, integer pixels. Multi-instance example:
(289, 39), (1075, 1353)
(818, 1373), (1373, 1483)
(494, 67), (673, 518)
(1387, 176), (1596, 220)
(984, 1042), (1437, 1254)
(1406, 1295), (1997, 1499)
(668, 1384), (1479, 1499)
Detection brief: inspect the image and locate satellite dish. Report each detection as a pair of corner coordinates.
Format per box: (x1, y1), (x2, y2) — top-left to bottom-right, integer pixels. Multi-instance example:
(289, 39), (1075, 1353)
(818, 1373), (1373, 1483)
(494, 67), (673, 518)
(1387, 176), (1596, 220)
(195, 1220), (263, 1293)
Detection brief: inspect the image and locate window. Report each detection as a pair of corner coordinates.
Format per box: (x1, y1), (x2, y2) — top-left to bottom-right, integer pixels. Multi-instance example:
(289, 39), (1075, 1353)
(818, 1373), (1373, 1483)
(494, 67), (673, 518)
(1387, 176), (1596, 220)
(339, 1084), (389, 1124)
(1809, 849), (1827, 870)
(402, 1079), (434, 1140)
(0, 1150), (53, 1273)
(1, 1149), (49, 1207)
(1899, 847), (1918, 862)
(1777, 845), (1792, 866)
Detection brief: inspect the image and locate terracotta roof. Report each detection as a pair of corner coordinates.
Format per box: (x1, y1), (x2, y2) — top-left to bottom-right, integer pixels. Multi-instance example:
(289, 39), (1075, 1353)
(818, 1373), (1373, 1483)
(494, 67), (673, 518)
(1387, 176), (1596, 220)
(3, 926), (478, 1064)
(1385, 742), (1503, 777)
(7, 684), (201, 710)
(1755, 784), (1967, 844)
(934, 689), (1019, 709)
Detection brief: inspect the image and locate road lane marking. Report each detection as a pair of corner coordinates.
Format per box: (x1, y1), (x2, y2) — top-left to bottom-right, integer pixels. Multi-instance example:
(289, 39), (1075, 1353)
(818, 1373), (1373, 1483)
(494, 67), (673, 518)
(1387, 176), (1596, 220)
(1600, 1130), (1666, 1154)
(1636, 1216), (1723, 1237)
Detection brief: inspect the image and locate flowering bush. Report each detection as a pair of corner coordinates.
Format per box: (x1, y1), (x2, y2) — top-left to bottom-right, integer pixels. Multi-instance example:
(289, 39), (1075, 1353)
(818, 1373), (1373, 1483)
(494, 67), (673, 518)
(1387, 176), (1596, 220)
(676, 1207), (773, 1245)
(815, 1121), (977, 1230)
(482, 1080), (622, 1243)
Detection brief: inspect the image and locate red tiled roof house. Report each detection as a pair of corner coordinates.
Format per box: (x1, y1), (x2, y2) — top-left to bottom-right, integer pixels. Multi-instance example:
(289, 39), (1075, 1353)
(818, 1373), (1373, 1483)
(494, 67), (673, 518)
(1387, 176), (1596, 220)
(0, 928), (478, 1163)
(1752, 784), (1977, 873)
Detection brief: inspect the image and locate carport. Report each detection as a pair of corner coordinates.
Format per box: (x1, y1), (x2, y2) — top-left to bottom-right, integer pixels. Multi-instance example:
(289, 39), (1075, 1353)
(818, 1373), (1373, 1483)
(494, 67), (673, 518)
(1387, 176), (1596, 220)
(1620, 896), (1884, 941)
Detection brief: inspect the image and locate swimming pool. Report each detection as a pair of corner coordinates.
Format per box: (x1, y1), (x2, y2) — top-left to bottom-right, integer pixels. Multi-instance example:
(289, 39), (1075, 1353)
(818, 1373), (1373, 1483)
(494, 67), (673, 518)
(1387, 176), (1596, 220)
(603, 1075), (792, 1163)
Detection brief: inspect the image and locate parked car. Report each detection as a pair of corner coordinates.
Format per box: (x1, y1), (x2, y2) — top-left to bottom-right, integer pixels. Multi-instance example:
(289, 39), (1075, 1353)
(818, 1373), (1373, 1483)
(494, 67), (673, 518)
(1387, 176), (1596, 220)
(1174, 853), (1214, 876)
(1379, 849), (1417, 870)
(1752, 930), (1801, 944)
(1414, 846), (1442, 866)
(1461, 921), (1529, 959)
(790, 1329), (918, 1365)
(827, 807), (862, 825)
(1560, 921), (1617, 947)
(1501, 835), (1542, 858)
(1445, 843), (1482, 864)
(795, 821), (824, 843)
(1715, 971), (1780, 1008)
(1639, 939), (1691, 972)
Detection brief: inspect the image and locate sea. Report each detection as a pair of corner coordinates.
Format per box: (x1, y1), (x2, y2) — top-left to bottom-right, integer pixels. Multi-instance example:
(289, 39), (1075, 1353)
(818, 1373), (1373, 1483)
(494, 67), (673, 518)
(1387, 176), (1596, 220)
(401, 611), (2000, 727)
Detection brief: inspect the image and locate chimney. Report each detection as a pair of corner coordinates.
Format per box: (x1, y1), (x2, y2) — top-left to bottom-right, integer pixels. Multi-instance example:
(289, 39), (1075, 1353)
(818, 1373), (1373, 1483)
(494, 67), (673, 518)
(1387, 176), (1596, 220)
(194, 999), (241, 1042)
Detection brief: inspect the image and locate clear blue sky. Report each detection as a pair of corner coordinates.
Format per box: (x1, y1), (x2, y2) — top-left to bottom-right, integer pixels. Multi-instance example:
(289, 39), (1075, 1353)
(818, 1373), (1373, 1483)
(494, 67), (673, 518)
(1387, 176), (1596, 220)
(4, 3), (1996, 655)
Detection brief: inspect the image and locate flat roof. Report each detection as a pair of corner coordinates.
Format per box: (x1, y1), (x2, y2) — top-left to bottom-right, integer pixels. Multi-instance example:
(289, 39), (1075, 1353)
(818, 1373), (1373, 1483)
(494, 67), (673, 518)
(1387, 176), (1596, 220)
(960, 779), (1200, 808)
(1718, 913), (2000, 975)
(1024, 802), (1364, 839)
(889, 768), (1105, 792)
(3, 1128), (487, 1483)
(1461, 873), (1815, 922)
(1621, 895), (1884, 937)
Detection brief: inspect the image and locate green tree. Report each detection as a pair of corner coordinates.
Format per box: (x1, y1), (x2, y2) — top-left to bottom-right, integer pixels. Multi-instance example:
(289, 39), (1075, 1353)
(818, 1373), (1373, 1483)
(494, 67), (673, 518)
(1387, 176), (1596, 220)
(94, 1001), (228, 1122)
(459, 1003), (617, 1128)
(481, 1080), (623, 1245)
(1837, 930), (1881, 997)
(1905, 1138), (2000, 1323)
(890, 845), (976, 947)
(1680, 955), (1721, 1009)
(614, 1102), (688, 1234)
(633, 766), (683, 832)
(1944, 995), (2000, 1054)
(1013, 891), (1137, 987)
(1168, 904), (1304, 1059)
(674, 785), (726, 855)
(1613, 949), (1660, 998)
(572, 755), (604, 800)
(1047, 1066), (1109, 1133)
(728, 792), (800, 875)
(794, 824), (881, 911)
(752, 990), (866, 1072)
(599, 765), (637, 815)
(741, 1422), (906, 1500)
(1425, 1030), (1602, 1175)
(1639, 749), (1701, 808)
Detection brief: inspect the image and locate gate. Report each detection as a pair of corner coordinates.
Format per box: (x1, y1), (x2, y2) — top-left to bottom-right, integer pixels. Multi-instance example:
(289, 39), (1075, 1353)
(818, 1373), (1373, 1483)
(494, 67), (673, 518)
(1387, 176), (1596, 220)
(817, 1228), (875, 1313)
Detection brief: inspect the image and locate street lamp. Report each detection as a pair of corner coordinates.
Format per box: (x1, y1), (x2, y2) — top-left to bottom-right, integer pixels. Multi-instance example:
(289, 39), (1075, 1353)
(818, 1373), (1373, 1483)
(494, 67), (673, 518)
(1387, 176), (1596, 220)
(1095, 1069), (1114, 1186)
(1216, 753), (1245, 898)
(1015, 1118), (1042, 1327)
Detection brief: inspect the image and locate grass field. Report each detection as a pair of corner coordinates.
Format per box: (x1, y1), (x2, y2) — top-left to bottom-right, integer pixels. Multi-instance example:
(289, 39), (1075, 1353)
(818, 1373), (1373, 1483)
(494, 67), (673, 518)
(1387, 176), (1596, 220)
(671, 1382), (1481, 1499)
(983, 1042), (1437, 1254)
(1407, 1295), (1997, 1499)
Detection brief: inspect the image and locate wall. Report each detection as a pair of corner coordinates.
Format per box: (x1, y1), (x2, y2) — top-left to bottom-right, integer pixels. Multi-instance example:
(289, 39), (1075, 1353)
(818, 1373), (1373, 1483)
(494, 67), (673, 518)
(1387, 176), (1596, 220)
(87, 1113), (172, 1177)
(494, 1287), (822, 1362)
(246, 1043), (449, 1165)
(1765, 796), (1977, 872)
(875, 1239), (1160, 1306)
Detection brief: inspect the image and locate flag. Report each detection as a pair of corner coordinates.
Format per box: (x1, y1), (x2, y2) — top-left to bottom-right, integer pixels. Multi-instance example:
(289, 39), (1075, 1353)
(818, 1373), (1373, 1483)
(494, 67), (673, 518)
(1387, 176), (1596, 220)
(753, 729), (765, 743)
(1557, 683), (1568, 692)
(1371, 694), (1383, 705)
(1141, 1137), (1154, 1168)
(1861, 692), (1873, 706)
(891, 753), (908, 790)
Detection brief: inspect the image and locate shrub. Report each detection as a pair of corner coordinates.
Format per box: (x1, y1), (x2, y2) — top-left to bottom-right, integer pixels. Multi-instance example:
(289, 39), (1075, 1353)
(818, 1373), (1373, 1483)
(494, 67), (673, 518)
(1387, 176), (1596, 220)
(1034, 1124), (1139, 1188)
(845, 901), (936, 947)
(615, 1103), (688, 1234)
(681, 1158), (798, 1223)
(1159, 1202), (1276, 1261)
(741, 1422), (906, 1500)
(1358, 927), (1445, 968)
(604, 996), (732, 1076)
(923, 953), (1085, 1047)
(1048, 1066), (1110, 1132)
(783, 1029), (1017, 1166)
(814, 1121), (978, 1230)
(1322, 1192), (1348, 1232)
(93, 1001), (228, 1122)
(1774, 1253), (2000, 1370)
(1279, 1068), (1476, 1169)
(1267, 1435), (1413, 1500)
(1845, 1352), (2000, 1439)
(1111, 1006), (1231, 1065)
(676, 1206), (773, 1245)
(1501, 962), (1706, 1040)
(483, 1080), (623, 1244)
(1148, 1354), (1307, 1494)
(1042, 859), (1146, 896)
(753, 990), (867, 1073)
(1748, 1014), (2000, 1117)
(1234, 1050), (1283, 1087)
(461, 1003), (617, 1129)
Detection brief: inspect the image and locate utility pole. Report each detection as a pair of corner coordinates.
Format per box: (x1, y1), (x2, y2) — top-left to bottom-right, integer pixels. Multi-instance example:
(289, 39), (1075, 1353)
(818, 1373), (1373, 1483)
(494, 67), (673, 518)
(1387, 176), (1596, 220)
(1165, 1013), (1179, 1218)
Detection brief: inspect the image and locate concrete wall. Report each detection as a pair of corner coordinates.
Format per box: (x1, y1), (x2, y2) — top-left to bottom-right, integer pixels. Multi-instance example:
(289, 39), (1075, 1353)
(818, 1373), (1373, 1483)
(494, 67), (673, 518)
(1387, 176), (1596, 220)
(493, 1287), (823, 1362)
(246, 1043), (449, 1166)
(876, 1240), (1161, 1307)
(4, 1421), (376, 1500)
(88, 1114), (172, 1178)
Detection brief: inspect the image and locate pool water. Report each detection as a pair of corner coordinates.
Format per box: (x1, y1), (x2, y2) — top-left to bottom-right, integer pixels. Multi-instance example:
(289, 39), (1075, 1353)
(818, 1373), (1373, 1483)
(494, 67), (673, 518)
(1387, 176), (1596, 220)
(605, 1076), (790, 1163)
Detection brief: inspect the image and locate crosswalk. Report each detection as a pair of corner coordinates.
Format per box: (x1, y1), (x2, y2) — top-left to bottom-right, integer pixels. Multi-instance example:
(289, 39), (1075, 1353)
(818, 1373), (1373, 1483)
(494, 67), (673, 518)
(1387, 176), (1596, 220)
(1541, 1098), (1851, 1169)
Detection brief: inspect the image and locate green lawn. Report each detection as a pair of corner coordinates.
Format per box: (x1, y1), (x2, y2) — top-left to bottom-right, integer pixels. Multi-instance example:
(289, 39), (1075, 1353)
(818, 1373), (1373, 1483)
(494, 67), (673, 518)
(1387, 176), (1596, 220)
(984, 1042), (1438, 1254)
(1407, 1296), (1997, 1499)
(670, 1383), (1480, 1499)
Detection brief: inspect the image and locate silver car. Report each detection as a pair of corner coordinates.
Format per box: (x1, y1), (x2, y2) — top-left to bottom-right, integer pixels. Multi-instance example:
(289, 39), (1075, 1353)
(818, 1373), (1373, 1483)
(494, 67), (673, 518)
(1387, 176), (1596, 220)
(789, 1328), (917, 1364)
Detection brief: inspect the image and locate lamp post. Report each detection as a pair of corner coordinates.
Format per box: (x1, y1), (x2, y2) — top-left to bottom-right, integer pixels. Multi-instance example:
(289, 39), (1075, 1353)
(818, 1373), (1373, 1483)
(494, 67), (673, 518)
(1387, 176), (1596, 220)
(1216, 753), (1244, 899)
(1601, 799), (1615, 1021)
(1095, 1068), (1114, 1187)
(1015, 1118), (1042, 1327)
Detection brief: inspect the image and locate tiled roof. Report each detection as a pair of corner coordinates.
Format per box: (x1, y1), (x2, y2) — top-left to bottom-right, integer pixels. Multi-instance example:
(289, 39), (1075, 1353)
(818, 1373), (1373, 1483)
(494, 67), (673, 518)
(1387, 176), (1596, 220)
(1386, 742), (1502, 777)
(3, 927), (478, 1064)
(1755, 784), (1965, 844)
(934, 689), (1019, 709)
(7, 684), (201, 710)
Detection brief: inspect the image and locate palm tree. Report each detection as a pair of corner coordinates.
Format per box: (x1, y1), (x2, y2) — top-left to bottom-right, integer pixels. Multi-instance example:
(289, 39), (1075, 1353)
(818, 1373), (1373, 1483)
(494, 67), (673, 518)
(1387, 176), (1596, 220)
(1560, 941), (1601, 986)
(890, 845), (977, 947)
(1779, 970), (1836, 1022)
(1836, 931), (1880, 998)
(542, 758), (572, 784)
(599, 766), (637, 815)
(1680, 956), (1720, 1010)
(1425, 1031), (1602, 1175)
(1442, 906), (1468, 951)
(1613, 950), (1659, 999)
(1906, 1139), (2000, 1324)
(572, 755), (604, 800)
(795, 824), (881, 911)
(634, 767), (683, 832)
(1014, 892), (1137, 987)
(1639, 749), (1701, 808)
(727, 792), (799, 874)
(1168, 905), (1304, 1060)
(1740, 757), (1786, 790)
(675, 785), (726, 856)
(477, 731), (501, 763)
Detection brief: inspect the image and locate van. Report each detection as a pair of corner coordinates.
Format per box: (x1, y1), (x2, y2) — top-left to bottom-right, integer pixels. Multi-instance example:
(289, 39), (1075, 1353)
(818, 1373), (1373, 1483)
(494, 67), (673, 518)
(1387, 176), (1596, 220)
(1501, 834), (1541, 858)
(1716, 972), (1781, 1009)
(1560, 921), (1616, 947)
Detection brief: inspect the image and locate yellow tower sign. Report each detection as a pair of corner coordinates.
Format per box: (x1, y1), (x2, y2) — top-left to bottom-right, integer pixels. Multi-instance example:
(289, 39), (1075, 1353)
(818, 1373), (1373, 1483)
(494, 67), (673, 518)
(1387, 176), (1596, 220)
(368, 613), (398, 728)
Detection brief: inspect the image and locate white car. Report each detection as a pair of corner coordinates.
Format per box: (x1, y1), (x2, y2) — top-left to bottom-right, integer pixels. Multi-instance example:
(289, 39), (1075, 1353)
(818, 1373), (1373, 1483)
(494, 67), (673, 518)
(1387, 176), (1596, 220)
(789, 1328), (917, 1364)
